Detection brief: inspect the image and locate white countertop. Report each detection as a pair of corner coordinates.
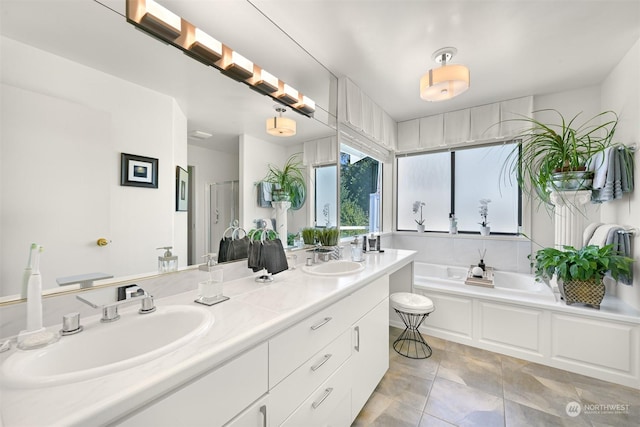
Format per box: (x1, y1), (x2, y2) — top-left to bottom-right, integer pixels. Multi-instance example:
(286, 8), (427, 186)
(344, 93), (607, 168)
(0, 249), (415, 427)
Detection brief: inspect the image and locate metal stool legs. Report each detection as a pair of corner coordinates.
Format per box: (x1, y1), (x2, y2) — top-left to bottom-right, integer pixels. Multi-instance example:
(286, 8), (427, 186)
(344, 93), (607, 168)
(393, 309), (432, 359)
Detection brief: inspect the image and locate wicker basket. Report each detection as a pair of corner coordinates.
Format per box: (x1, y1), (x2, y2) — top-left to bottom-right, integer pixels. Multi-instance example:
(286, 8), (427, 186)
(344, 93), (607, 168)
(558, 279), (605, 309)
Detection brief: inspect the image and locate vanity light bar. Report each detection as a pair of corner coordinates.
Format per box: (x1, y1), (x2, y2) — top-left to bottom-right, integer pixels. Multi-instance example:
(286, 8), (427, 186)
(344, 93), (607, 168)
(188, 28), (223, 64)
(132, 0), (182, 41)
(251, 68), (279, 94)
(125, 0), (315, 116)
(222, 51), (254, 81)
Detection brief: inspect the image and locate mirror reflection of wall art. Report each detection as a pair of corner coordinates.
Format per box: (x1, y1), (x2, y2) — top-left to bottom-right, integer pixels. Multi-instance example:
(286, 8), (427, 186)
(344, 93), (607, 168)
(120, 153), (158, 188)
(176, 166), (189, 211)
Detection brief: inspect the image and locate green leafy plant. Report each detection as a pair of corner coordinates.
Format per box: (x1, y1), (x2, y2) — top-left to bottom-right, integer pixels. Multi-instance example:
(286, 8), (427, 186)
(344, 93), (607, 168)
(316, 227), (340, 246)
(264, 153), (306, 210)
(502, 110), (618, 205)
(530, 244), (632, 283)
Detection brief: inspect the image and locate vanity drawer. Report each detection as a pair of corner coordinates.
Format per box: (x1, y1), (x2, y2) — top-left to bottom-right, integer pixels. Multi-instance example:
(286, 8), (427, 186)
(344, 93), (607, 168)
(269, 295), (352, 387)
(270, 329), (352, 426)
(280, 358), (353, 427)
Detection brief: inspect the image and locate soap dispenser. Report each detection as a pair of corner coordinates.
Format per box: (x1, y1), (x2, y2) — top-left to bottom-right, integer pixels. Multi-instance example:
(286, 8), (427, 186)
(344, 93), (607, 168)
(157, 246), (178, 273)
(195, 253), (228, 306)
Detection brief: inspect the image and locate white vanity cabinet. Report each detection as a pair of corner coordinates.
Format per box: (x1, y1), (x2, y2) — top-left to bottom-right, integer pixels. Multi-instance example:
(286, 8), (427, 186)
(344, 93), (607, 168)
(113, 343), (268, 427)
(270, 274), (390, 426)
(224, 395), (269, 427)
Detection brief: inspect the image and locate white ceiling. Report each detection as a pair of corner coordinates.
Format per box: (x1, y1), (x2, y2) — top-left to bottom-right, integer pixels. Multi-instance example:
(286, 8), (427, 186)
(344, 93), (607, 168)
(251, 0), (640, 121)
(2, 0), (639, 151)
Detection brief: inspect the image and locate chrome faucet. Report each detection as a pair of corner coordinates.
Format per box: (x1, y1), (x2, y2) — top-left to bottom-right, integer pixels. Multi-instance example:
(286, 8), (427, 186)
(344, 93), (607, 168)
(76, 285), (156, 322)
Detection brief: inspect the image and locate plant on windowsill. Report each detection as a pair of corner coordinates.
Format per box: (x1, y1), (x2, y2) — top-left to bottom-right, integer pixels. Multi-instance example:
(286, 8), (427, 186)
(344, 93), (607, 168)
(530, 244), (633, 309)
(501, 109), (619, 208)
(413, 201), (425, 232)
(264, 153), (307, 210)
(478, 199), (491, 235)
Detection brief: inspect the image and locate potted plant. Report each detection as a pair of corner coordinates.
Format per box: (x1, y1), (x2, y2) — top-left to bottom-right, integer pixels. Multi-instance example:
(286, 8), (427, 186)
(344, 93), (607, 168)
(478, 199), (491, 235)
(301, 227), (316, 246)
(413, 201), (426, 232)
(503, 109), (618, 205)
(264, 153), (306, 210)
(530, 244), (633, 309)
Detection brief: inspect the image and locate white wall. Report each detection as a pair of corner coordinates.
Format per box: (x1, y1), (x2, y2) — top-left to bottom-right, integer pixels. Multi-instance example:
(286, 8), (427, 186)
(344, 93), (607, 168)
(600, 37), (640, 310)
(0, 36), (187, 296)
(187, 144), (239, 261)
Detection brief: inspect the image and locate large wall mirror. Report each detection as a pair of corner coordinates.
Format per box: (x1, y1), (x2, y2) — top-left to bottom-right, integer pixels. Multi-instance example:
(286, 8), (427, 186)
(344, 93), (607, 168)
(0, 0), (338, 302)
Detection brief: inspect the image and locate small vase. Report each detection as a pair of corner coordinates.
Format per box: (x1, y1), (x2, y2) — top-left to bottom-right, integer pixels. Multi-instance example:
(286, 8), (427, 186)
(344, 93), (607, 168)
(480, 226), (490, 236)
(417, 224), (425, 233)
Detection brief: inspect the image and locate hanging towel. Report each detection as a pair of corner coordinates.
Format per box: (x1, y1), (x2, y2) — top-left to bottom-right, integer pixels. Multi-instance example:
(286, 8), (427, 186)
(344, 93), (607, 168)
(247, 240), (263, 272)
(587, 224), (619, 247)
(607, 227), (633, 286)
(218, 237), (232, 263)
(619, 148), (635, 193)
(587, 147), (611, 190)
(591, 148), (617, 203)
(227, 236), (250, 262)
(261, 239), (289, 275)
(582, 222), (603, 247)
(592, 147), (634, 203)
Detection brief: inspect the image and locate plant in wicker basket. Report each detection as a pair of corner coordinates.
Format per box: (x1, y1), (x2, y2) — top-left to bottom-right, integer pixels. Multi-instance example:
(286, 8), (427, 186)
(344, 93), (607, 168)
(530, 244), (633, 309)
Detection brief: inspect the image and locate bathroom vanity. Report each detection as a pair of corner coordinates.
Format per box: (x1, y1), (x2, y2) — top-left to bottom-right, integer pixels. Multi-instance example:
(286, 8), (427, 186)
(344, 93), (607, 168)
(0, 249), (415, 426)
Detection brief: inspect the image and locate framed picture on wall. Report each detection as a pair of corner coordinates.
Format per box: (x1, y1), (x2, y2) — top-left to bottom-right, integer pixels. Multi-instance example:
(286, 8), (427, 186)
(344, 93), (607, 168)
(120, 153), (158, 188)
(176, 166), (188, 211)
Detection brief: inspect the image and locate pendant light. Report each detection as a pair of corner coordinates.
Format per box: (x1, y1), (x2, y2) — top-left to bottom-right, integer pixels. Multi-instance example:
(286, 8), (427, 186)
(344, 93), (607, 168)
(266, 106), (296, 137)
(420, 47), (470, 102)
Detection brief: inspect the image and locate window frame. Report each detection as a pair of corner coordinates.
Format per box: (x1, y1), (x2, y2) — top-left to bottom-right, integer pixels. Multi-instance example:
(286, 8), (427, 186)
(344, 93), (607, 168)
(395, 142), (522, 235)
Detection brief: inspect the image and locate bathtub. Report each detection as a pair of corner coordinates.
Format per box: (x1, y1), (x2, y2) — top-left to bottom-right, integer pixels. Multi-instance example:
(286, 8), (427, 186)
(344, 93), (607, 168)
(405, 262), (640, 390)
(413, 262), (556, 304)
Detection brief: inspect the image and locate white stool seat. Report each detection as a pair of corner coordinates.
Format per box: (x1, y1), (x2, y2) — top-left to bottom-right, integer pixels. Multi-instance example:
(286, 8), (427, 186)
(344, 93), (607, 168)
(390, 292), (434, 314)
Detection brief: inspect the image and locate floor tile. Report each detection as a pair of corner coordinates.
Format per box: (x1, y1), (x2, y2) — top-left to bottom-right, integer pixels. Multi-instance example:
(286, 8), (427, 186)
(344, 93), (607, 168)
(418, 413), (456, 427)
(436, 349), (503, 397)
(352, 391), (423, 427)
(424, 377), (504, 426)
(374, 369), (434, 412)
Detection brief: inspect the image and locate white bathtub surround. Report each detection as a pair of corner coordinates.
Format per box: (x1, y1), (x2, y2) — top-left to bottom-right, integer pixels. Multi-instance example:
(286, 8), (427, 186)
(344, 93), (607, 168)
(411, 262), (640, 389)
(549, 190), (591, 249)
(0, 249), (415, 426)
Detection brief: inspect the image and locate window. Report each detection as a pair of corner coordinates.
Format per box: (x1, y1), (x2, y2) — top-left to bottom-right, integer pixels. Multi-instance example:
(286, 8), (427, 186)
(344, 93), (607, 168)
(314, 164), (337, 227)
(397, 143), (520, 234)
(340, 145), (382, 237)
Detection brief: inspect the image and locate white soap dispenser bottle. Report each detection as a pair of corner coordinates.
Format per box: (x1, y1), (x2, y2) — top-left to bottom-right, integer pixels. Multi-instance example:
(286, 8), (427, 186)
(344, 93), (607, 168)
(157, 246), (178, 273)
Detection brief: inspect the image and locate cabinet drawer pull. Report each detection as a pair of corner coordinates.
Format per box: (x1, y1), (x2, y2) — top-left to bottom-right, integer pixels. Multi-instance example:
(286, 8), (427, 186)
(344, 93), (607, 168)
(310, 317), (332, 330)
(311, 387), (334, 409)
(354, 326), (360, 352)
(310, 354), (332, 372)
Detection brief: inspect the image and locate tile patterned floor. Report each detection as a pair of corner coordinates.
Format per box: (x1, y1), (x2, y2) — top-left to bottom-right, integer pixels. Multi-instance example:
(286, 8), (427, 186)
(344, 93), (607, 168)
(353, 327), (640, 427)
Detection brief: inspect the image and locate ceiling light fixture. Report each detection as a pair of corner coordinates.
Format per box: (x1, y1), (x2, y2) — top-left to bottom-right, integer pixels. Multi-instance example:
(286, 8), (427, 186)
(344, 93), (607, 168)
(420, 47), (470, 102)
(266, 106), (296, 137)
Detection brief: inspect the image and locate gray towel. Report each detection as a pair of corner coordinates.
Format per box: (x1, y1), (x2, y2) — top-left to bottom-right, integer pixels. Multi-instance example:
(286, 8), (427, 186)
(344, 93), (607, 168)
(592, 147), (634, 203)
(604, 226), (633, 286)
(620, 148), (634, 193)
(592, 150), (617, 203)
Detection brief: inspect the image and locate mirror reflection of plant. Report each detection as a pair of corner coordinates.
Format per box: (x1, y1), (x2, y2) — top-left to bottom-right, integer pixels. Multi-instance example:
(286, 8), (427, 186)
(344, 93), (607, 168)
(264, 153), (306, 210)
(301, 227), (317, 245)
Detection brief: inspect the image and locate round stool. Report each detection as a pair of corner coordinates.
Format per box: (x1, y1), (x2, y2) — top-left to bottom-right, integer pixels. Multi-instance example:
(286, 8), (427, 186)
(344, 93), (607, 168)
(390, 292), (435, 359)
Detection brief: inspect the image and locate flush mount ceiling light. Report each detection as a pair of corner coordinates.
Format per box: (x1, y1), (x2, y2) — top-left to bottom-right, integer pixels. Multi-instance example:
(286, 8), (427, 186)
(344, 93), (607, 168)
(266, 106), (296, 137)
(420, 47), (470, 102)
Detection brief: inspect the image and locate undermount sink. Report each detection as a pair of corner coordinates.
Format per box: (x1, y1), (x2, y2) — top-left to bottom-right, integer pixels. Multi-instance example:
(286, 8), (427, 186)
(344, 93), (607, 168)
(1, 305), (214, 388)
(302, 260), (365, 276)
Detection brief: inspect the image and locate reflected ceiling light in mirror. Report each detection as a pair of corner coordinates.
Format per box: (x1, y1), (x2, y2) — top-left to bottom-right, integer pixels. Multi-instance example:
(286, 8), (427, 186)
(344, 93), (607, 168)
(420, 47), (470, 102)
(266, 106), (296, 137)
(188, 28), (223, 64)
(127, 0), (182, 41)
(126, 0), (315, 117)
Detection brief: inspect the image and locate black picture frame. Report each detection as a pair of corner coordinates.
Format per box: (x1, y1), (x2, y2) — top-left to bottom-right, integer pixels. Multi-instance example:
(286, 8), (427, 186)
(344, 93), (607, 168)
(120, 153), (158, 188)
(176, 166), (188, 211)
